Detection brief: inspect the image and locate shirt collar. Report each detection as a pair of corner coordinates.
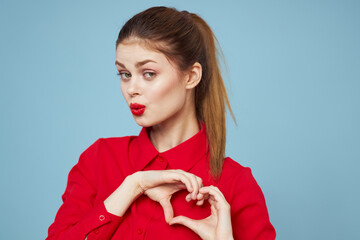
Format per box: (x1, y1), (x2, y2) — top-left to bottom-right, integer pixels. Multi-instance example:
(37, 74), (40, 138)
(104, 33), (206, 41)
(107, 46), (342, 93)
(133, 123), (208, 172)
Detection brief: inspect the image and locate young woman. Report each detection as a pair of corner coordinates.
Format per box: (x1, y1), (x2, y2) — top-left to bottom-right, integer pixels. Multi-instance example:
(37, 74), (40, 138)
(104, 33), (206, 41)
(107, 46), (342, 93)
(46, 6), (276, 240)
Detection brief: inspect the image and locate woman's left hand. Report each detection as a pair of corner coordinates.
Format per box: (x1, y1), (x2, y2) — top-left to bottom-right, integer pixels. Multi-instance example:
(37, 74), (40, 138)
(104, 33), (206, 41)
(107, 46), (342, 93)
(169, 186), (234, 240)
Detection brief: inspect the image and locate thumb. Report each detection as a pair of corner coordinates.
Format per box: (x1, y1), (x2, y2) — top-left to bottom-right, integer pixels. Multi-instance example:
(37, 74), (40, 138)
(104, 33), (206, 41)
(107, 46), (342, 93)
(169, 216), (199, 233)
(159, 198), (174, 223)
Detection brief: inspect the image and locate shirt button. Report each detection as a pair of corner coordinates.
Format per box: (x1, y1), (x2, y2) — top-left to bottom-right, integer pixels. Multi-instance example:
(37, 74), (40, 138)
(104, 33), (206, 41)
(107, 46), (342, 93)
(94, 229), (99, 234)
(137, 228), (143, 235)
(99, 215), (105, 221)
(159, 157), (164, 162)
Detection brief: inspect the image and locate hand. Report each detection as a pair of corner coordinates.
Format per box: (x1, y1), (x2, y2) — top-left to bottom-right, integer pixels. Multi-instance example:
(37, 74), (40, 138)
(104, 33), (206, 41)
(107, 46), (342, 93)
(169, 186), (234, 240)
(134, 170), (203, 223)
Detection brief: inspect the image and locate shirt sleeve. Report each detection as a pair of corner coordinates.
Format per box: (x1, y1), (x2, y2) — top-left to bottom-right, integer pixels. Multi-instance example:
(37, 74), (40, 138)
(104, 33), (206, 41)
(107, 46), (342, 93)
(46, 139), (124, 240)
(230, 167), (276, 240)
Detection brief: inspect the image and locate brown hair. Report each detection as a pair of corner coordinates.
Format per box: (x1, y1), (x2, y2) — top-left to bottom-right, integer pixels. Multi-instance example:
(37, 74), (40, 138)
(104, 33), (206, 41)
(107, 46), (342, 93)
(116, 6), (235, 179)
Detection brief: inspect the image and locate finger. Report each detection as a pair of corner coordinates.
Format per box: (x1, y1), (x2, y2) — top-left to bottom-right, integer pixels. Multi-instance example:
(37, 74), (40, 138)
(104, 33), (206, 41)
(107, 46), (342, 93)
(208, 185), (226, 198)
(172, 170), (203, 198)
(173, 182), (187, 190)
(196, 188), (211, 202)
(179, 172), (199, 200)
(188, 174), (199, 199)
(185, 193), (192, 202)
(159, 198), (174, 223)
(193, 175), (203, 199)
(160, 170), (189, 187)
(169, 216), (200, 234)
(199, 186), (224, 202)
(195, 192), (208, 205)
(209, 201), (218, 218)
(196, 176), (203, 188)
(209, 198), (216, 207)
(201, 186), (231, 211)
(196, 199), (205, 206)
(171, 172), (193, 193)
(186, 191), (200, 202)
(191, 174), (203, 199)
(196, 192), (209, 200)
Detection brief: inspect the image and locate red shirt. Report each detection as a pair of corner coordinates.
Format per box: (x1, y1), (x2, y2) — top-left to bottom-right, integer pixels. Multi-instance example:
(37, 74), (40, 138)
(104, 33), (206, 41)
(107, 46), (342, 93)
(47, 126), (276, 240)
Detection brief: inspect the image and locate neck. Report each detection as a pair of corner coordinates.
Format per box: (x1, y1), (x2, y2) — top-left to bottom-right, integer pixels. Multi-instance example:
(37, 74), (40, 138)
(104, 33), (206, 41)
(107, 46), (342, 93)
(149, 112), (200, 153)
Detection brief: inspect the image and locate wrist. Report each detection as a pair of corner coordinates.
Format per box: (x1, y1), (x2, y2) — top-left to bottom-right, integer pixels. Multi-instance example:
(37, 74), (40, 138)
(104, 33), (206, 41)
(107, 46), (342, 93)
(126, 172), (144, 198)
(215, 237), (233, 240)
(226, 234), (234, 240)
(104, 173), (143, 216)
(214, 234), (233, 240)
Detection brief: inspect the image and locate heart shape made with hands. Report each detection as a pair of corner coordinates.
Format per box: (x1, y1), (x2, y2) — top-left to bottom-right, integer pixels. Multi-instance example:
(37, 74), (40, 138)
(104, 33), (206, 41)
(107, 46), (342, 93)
(143, 180), (212, 222)
(165, 189), (212, 222)
(144, 180), (233, 239)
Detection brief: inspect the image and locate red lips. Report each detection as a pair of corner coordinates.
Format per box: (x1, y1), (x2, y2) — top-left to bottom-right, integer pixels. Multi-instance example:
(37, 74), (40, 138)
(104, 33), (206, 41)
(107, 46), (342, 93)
(130, 103), (145, 116)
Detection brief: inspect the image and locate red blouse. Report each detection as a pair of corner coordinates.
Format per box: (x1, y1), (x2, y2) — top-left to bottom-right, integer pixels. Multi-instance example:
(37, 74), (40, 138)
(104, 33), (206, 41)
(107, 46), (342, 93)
(46, 126), (276, 240)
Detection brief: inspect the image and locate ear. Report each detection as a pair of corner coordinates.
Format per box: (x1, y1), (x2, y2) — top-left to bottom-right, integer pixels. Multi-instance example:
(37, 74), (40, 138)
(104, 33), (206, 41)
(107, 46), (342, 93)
(184, 62), (202, 90)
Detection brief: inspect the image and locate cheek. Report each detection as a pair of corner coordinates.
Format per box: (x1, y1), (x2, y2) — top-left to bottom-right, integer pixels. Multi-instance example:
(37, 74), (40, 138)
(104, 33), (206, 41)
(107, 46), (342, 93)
(150, 79), (186, 107)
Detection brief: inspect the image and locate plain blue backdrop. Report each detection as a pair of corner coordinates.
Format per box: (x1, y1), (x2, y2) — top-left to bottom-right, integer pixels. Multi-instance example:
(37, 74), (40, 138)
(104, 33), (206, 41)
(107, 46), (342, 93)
(1, 0), (359, 239)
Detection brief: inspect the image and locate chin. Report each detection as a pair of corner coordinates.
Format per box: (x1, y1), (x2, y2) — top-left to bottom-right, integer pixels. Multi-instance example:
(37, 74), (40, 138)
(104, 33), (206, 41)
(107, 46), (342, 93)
(133, 115), (168, 129)
(133, 117), (153, 128)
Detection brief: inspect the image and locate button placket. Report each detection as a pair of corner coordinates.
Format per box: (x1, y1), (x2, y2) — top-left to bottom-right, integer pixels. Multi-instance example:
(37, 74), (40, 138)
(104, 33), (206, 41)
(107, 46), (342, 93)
(157, 155), (167, 169)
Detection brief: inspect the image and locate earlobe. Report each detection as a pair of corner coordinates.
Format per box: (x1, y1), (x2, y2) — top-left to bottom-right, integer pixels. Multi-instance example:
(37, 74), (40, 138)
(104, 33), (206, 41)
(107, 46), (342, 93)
(185, 62), (202, 89)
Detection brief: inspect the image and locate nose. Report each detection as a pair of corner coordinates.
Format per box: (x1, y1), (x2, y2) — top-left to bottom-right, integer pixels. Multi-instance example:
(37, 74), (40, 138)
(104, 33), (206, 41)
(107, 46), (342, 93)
(126, 77), (141, 97)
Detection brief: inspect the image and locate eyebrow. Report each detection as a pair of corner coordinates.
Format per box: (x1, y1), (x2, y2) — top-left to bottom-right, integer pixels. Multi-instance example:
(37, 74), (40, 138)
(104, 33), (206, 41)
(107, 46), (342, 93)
(115, 59), (158, 68)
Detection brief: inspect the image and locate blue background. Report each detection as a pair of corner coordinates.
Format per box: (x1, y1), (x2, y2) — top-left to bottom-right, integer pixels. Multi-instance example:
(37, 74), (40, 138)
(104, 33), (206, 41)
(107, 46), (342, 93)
(1, 0), (359, 239)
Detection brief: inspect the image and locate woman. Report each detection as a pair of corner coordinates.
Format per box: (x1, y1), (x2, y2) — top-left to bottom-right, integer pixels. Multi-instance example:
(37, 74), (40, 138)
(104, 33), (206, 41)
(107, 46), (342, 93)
(47, 6), (276, 240)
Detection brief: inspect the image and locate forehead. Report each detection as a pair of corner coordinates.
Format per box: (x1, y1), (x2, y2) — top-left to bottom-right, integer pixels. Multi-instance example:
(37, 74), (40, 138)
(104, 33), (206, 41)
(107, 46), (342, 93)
(115, 38), (180, 70)
(116, 38), (163, 60)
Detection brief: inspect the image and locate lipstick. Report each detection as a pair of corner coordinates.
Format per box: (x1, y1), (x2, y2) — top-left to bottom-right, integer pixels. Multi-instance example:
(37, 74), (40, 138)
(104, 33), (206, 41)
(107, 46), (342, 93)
(130, 103), (145, 116)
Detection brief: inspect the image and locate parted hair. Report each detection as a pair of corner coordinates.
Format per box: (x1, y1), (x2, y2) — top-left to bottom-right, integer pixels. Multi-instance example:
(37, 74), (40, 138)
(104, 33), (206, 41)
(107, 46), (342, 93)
(116, 6), (234, 179)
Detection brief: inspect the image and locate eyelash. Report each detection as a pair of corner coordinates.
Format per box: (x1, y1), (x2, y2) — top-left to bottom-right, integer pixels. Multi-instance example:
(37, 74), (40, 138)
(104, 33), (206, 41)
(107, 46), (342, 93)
(116, 71), (156, 80)
(144, 72), (156, 78)
(116, 72), (131, 80)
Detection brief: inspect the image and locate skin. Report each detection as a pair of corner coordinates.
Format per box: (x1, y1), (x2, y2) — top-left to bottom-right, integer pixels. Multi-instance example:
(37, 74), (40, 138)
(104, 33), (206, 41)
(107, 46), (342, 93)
(115, 38), (201, 152)
(93, 38), (234, 240)
(170, 186), (234, 240)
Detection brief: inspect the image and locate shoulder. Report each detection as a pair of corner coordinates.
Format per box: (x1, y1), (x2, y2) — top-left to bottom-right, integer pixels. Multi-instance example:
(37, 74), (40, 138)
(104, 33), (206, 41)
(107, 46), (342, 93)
(219, 157), (266, 202)
(76, 135), (136, 167)
(221, 157), (252, 180)
(81, 136), (136, 155)
(220, 159), (276, 238)
(90, 135), (136, 148)
(72, 135), (138, 180)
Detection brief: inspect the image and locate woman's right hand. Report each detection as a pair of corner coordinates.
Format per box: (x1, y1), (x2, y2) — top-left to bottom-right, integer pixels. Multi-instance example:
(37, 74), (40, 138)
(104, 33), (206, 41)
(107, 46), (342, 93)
(104, 170), (203, 222)
(133, 170), (203, 223)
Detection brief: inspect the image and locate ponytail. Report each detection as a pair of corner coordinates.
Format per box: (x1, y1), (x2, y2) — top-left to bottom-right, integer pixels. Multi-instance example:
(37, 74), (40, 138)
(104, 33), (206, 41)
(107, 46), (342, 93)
(191, 14), (235, 179)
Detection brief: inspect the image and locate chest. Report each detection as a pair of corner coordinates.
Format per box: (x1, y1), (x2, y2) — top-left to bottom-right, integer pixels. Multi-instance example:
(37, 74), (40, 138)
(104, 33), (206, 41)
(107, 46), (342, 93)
(93, 150), (219, 239)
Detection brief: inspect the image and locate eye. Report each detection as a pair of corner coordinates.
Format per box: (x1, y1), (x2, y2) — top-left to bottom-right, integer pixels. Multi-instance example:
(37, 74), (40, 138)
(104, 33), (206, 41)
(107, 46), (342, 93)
(117, 72), (131, 80)
(144, 72), (156, 79)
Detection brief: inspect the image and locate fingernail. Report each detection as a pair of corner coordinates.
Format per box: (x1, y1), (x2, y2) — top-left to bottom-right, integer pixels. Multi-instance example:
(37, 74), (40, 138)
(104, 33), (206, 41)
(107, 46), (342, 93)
(186, 194), (191, 202)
